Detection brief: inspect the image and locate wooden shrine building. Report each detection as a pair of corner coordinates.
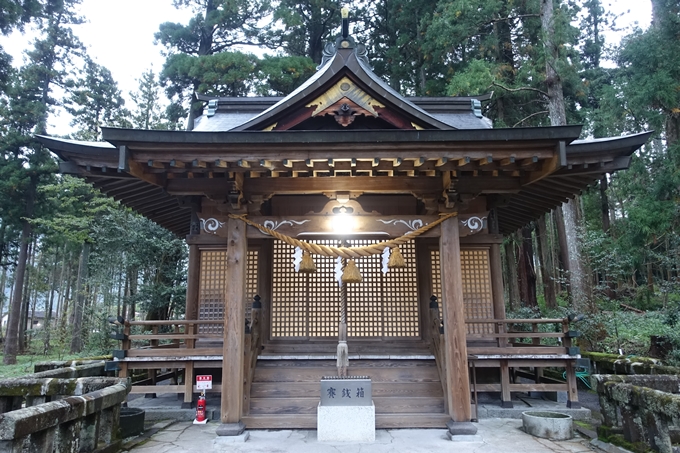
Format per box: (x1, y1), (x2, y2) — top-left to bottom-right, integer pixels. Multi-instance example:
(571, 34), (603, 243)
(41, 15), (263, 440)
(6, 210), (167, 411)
(39, 25), (650, 437)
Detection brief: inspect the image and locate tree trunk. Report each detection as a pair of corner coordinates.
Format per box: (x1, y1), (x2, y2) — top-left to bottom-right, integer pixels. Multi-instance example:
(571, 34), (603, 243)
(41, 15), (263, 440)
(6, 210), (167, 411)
(647, 261), (654, 292)
(541, 0), (567, 126)
(127, 267), (138, 321)
(43, 252), (59, 354)
(537, 214), (558, 309)
(542, 0), (588, 309)
(504, 235), (521, 311)
(563, 198), (588, 309)
(518, 225), (538, 308)
(19, 238), (34, 352)
(70, 242), (90, 353)
(3, 184), (35, 364)
(600, 175), (611, 233)
(0, 265), (7, 341)
(555, 207), (569, 295)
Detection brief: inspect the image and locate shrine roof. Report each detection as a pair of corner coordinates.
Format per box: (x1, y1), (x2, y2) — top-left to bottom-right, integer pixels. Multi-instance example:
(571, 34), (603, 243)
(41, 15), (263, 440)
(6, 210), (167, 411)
(38, 130), (651, 237)
(192, 39), (492, 132)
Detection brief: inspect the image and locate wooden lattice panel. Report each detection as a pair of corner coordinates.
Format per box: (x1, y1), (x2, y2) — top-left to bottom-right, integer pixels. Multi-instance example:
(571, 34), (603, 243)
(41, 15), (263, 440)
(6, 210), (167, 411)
(245, 249), (259, 323)
(430, 249), (443, 320)
(347, 239), (384, 337)
(270, 239), (420, 339)
(382, 242), (419, 337)
(198, 249), (227, 334)
(430, 248), (494, 333)
(271, 241), (308, 337)
(461, 249), (494, 333)
(308, 240), (340, 337)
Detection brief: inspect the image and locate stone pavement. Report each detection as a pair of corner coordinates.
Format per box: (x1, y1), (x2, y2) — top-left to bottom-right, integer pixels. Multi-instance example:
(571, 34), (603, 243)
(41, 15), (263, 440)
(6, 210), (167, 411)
(122, 419), (600, 453)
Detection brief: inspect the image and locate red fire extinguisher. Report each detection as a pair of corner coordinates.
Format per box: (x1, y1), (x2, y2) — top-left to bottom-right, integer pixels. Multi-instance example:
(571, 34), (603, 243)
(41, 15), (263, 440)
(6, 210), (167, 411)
(193, 391), (208, 424)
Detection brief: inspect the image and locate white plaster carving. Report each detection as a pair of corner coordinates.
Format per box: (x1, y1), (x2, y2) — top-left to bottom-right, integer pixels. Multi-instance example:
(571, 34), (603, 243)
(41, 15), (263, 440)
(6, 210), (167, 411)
(376, 218), (424, 231)
(262, 219), (311, 232)
(461, 216), (487, 233)
(200, 218), (225, 234)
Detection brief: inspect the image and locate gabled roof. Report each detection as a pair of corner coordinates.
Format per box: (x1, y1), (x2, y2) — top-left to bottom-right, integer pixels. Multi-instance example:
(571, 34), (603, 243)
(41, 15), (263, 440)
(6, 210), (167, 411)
(193, 40), (492, 132)
(35, 32), (652, 237)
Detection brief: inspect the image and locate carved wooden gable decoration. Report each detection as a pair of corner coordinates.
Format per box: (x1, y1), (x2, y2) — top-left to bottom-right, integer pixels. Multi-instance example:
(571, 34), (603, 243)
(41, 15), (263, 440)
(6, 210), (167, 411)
(233, 39), (453, 132)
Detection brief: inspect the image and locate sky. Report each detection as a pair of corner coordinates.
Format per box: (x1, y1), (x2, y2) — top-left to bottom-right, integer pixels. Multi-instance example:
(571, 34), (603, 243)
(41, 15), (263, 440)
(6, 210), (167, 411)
(0, 0), (653, 135)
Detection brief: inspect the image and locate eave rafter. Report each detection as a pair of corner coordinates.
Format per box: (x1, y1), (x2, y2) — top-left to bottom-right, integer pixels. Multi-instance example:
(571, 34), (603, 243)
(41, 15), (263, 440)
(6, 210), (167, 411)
(38, 128), (651, 236)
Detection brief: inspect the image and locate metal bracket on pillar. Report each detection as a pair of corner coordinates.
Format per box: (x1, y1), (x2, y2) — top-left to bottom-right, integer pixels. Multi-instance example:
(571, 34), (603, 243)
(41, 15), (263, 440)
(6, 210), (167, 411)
(228, 189), (243, 210)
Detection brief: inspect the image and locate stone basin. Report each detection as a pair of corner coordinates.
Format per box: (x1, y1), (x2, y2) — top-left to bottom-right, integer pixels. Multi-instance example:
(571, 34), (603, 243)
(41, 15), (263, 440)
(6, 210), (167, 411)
(522, 411), (573, 440)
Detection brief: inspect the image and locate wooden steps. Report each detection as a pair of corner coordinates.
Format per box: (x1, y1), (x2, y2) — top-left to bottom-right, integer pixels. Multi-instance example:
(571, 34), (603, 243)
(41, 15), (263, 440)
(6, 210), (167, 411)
(245, 359), (448, 429)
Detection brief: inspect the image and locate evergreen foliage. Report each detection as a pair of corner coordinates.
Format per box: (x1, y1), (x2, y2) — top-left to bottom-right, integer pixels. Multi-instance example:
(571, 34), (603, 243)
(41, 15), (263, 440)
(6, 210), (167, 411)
(0, 0), (679, 363)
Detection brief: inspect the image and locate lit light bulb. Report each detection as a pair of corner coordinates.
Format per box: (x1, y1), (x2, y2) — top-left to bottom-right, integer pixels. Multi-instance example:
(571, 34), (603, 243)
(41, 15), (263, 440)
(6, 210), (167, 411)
(333, 208), (355, 235)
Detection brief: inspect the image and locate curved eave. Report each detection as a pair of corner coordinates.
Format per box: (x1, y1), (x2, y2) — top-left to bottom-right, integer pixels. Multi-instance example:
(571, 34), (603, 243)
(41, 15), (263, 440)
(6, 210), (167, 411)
(100, 125), (583, 152)
(496, 131), (653, 234)
(37, 136), (191, 237)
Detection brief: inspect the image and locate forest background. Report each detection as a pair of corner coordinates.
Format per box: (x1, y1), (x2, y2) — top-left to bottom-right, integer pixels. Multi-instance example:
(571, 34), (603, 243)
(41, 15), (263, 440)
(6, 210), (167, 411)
(0, 0), (678, 373)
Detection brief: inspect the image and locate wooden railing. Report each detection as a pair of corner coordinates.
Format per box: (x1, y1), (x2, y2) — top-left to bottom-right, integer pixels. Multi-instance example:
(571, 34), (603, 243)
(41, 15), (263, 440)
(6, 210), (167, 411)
(114, 296), (266, 407)
(428, 302), (580, 408)
(117, 319), (225, 400)
(123, 319), (225, 353)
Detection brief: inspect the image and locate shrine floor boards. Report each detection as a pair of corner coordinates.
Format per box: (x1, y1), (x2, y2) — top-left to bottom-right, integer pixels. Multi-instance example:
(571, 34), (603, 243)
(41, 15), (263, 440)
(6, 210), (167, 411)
(121, 418), (597, 453)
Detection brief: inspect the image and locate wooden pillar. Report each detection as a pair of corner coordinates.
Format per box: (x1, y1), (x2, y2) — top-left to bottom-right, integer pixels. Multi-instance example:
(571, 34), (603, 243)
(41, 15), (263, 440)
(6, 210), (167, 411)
(440, 217), (472, 424)
(217, 217), (247, 436)
(186, 244), (200, 322)
(182, 243), (200, 407)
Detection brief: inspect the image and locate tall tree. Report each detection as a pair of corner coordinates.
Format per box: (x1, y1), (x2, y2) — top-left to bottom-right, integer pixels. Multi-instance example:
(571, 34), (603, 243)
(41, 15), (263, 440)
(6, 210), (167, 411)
(254, 55), (317, 96)
(541, 0), (589, 309)
(263, 0), (343, 64)
(156, 0), (270, 128)
(1, 0), (82, 364)
(368, 0), (442, 94)
(129, 69), (178, 130)
(0, 0), (42, 89)
(65, 58), (129, 140)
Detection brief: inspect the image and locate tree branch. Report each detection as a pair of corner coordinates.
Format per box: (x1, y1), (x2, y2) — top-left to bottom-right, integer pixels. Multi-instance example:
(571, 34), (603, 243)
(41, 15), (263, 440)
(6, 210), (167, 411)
(491, 81), (549, 98)
(513, 110), (549, 127)
(482, 14), (541, 27)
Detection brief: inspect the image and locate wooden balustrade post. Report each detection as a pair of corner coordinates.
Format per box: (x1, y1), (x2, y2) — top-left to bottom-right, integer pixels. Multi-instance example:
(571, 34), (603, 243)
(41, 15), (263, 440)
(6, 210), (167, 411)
(118, 323), (131, 381)
(563, 318), (580, 408)
(439, 217), (476, 437)
(217, 217), (247, 437)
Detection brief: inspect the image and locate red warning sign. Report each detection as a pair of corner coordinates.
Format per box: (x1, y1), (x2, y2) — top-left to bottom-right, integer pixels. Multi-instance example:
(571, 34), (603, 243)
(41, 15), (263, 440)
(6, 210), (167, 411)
(196, 375), (212, 390)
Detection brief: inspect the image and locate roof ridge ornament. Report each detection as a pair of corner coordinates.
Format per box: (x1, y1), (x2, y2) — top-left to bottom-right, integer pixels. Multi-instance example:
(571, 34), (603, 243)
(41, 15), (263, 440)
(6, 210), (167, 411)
(316, 7), (371, 71)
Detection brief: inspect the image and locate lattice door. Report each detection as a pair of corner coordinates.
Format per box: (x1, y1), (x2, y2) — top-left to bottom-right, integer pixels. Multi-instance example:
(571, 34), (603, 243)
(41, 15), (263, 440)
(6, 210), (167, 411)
(270, 239), (420, 339)
(431, 247), (494, 333)
(197, 248), (259, 334)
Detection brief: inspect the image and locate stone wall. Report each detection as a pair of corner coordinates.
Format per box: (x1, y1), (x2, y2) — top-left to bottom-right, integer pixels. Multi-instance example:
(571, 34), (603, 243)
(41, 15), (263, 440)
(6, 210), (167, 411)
(0, 361), (130, 453)
(584, 352), (680, 376)
(594, 374), (680, 453)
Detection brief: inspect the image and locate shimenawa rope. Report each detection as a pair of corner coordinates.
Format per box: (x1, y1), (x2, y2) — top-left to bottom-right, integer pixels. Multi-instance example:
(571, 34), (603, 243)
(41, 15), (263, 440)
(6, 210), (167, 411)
(228, 212), (458, 259)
